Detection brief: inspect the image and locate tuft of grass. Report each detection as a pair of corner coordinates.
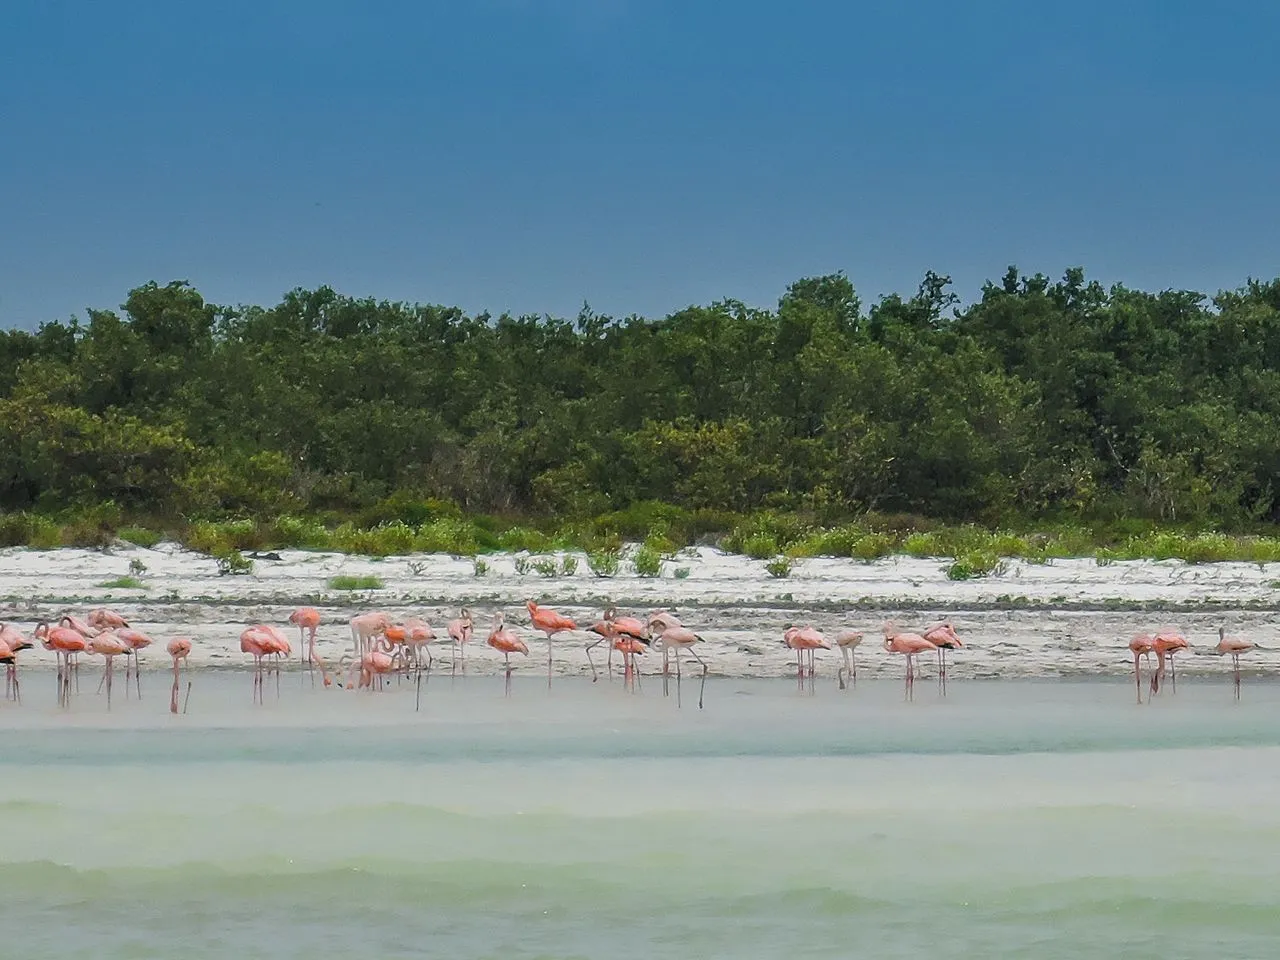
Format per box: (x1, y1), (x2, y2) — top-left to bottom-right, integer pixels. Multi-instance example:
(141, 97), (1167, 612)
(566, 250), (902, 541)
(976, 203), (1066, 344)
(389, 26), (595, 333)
(473, 558), (489, 577)
(633, 545), (663, 577)
(765, 556), (793, 578)
(216, 550), (255, 576)
(532, 557), (558, 578)
(98, 575), (146, 589)
(513, 555), (532, 576)
(587, 548), (620, 578)
(560, 556), (578, 576)
(328, 574), (384, 591)
(946, 550), (1006, 581)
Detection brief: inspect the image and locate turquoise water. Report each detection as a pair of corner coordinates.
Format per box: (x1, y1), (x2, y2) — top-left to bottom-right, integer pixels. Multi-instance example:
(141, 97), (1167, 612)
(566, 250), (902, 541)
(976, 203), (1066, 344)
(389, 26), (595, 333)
(3, 674), (1280, 958)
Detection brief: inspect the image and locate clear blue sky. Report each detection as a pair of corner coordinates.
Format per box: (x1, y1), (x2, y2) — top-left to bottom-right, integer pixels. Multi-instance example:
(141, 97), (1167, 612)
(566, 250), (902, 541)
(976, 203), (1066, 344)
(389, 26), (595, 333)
(2, 0), (1278, 328)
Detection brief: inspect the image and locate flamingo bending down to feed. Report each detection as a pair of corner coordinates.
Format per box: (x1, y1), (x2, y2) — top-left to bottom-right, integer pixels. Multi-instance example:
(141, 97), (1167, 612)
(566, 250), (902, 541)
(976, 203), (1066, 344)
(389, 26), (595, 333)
(650, 623), (707, 710)
(240, 627), (276, 704)
(487, 613), (529, 697)
(1215, 627), (1255, 700)
(167, 637), (192, 714)
(1150, 630), (1190, 695)
(881, 622), (937, 701)
(446, 608), (474, 671)
(526, 601), (576, 689)
(86, 630), (129, 709)
(835, 629), (863, 690)
(115, 628), (154, 699)
(1128, 634), (1155, 704)
(922, 621), (963, 692)
(783, 626), (829, 684)
(289, 607), (321, 672)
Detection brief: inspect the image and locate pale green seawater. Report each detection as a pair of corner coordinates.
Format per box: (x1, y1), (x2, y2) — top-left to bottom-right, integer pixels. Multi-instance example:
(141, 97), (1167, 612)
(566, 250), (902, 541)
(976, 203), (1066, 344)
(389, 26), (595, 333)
(2, 672), (1280, 958)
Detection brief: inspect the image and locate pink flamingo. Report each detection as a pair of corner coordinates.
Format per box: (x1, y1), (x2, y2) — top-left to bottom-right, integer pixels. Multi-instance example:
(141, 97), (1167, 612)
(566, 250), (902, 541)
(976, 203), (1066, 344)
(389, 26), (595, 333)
(85, 630), (129, 709)
(1128, 634), (1155, 704)
(1151, 630), (1190, 695)
(783, 626), (829, 686)
(349, 612), (391, 662)
(527, 600), (577, 689)
(650, 623), (707, 709)
(401, 617), (436, 671)
(37, 621), (88, 706)
(166, 637), (192, 714)
(487, 613), (529, 697)
(922, 621), (963, 693)
(88, 608), (129, 631)
(1215, 626), (1255, 700)
(446, 608), (474, 672)
(584, 617), (618, 682)
(0, 624), (33, 702)
(115, 627), (154, 699)
(882, 622), (936, 700)
(58, 614), (98, 691)
(240, 627), (274, 704)
(289, 607), (322, 672)
(604, 608), (648, 680)
(835, 629), (863, 690)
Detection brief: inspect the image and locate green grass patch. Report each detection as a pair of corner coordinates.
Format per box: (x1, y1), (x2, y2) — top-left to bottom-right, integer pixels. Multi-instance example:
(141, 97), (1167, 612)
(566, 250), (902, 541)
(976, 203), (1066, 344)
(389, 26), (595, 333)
(98, 575), (146, 589)
(328, 574), (385, 591)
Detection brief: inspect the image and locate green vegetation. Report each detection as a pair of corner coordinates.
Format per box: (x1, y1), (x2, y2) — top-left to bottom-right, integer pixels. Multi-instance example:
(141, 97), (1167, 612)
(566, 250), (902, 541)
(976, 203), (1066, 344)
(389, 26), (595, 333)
(99, 575), (145, 589)
(4, 270), (1280, 565)
(328, 574), (384, 591)
(765, 556), (793, 578)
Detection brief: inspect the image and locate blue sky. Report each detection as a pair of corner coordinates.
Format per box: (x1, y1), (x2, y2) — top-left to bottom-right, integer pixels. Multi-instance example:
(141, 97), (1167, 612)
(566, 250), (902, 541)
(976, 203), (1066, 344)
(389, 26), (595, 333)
(2, 0), (1278, 328)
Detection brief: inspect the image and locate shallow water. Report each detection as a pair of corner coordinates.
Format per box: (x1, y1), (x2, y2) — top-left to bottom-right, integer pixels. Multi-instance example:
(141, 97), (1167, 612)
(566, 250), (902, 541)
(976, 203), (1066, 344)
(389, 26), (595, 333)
(3, 674), (1280, 958)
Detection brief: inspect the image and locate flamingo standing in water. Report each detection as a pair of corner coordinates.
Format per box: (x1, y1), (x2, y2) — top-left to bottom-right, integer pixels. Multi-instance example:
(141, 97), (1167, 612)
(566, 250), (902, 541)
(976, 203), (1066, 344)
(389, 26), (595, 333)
(526, 601), (576, 689)
(37, 621), (88, 706)
(115, 627), (154, 699)
(584, 616), (618, 682)
(922, 621), (963, 693)
(1128, 634), (1156, 704)
(882, 622), (936, 701)
(58, 614), (98, 691)
(289, 607), (321, 674)
(349, 612), (391, 663)
(835, 629), (863, 690)
(487, 613), (528, 697)
(1215, 627), (1254, 700)
(0, 624), (33, 702)
(402, 617), (436, 671)
(240, 627), (274, 704)
(85, 630), (129, 709)
(783, 626), (829, 687)
(166, 637), (192, 714)
(650, 623), (707, 709)
(446, 608), (474, 672)
(1151, 630), (1190, 695)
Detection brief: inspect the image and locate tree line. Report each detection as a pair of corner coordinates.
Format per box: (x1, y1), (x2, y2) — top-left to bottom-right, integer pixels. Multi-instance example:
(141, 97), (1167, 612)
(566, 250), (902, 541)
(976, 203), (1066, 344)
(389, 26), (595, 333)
(2, 267), (1279, 538)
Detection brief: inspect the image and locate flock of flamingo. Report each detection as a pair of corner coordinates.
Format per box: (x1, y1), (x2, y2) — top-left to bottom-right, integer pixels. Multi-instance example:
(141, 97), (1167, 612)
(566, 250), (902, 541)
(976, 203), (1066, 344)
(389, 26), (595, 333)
(0, 600), (1264, 714)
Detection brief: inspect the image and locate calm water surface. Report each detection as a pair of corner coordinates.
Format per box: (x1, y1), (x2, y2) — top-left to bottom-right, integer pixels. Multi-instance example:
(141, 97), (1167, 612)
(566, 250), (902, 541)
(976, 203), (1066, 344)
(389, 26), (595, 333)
(2, 672), (1279, 958)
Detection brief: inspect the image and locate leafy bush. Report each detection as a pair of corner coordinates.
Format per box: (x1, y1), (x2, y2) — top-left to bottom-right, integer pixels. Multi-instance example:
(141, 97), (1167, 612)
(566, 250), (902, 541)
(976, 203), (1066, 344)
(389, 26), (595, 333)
(633, 545), (663, 577)
(946, 550), (1006, 581)
(587, 549), (620, 577)
(765, 556), (793, 578)
(216, 550), (255, 576)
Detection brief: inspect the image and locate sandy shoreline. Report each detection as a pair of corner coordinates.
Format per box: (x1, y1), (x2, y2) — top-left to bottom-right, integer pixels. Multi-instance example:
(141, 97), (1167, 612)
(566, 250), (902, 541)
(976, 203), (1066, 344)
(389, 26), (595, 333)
(1, 542), (1277, 680)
